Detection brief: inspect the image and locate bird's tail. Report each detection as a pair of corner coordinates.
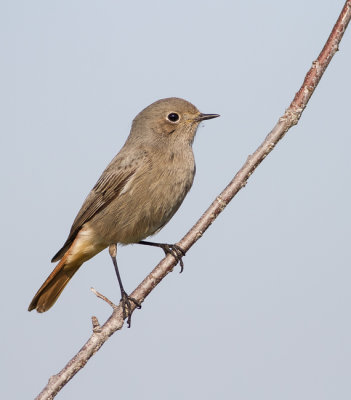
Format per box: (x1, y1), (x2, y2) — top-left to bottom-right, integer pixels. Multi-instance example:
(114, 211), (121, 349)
(28, 225), (106, 313)
(28, 254), (82, 313)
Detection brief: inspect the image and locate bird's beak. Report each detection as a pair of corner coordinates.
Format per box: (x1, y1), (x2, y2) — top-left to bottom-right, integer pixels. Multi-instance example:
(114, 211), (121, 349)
(196, 113), (220, 121)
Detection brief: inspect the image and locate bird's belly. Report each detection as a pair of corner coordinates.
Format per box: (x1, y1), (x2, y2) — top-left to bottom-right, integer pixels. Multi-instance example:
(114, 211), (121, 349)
(91, 163), (194, 245)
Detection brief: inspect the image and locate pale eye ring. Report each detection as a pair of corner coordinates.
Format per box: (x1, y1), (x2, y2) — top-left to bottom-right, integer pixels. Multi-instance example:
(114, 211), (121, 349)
(167, 112), (180, 123)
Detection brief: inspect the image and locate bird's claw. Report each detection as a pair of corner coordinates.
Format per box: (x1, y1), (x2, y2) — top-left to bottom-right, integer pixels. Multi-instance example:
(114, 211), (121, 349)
(160, 244), (186, 273)
(120, 290), (141, 328)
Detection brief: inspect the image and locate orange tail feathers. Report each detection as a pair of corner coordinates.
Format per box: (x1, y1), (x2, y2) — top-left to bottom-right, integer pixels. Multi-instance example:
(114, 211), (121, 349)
(29, 225), (106, 313)
(28, 255), (82, 313)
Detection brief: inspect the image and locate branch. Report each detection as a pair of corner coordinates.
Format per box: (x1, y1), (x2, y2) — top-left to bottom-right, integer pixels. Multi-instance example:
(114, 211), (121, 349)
(35, 2), (351, 399)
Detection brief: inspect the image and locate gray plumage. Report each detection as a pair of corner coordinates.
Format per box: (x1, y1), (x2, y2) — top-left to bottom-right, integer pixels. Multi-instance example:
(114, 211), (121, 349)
(29, 97), (219, 313)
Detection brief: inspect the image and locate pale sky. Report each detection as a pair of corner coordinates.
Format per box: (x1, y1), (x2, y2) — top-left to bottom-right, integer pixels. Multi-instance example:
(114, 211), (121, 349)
(2, 1), (351, 399)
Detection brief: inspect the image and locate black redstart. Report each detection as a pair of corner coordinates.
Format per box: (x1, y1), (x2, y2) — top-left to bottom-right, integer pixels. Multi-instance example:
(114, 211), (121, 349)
(28, 97), (219, 324)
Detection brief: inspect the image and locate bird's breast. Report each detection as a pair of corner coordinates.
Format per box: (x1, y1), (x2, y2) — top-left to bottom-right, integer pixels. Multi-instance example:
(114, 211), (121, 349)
(139, 148), (195, 232)
(91, 148), (195, 245)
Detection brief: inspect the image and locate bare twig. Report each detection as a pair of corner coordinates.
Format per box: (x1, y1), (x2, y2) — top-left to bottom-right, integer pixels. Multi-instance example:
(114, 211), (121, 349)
(35, 2), (351, 399)
(90, 287), (117, 309)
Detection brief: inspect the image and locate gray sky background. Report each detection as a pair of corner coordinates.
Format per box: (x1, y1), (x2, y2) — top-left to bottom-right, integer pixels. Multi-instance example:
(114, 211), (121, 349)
(2, 1), (351, 399)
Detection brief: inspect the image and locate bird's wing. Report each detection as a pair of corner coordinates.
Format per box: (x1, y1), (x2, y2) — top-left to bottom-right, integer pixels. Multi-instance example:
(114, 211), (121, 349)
(51, 154), (144, 262)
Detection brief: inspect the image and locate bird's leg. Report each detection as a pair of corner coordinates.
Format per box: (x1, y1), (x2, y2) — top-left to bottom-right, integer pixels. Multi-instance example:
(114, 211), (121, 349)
(138, 241), (186, 272)
(109, 244), (141, 327)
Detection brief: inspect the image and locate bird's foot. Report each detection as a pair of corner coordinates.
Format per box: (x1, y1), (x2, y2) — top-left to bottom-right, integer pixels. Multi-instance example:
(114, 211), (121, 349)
(120, 290), (141, 328)
(138, 241), (186, 272)
(159, 244), (186, 273)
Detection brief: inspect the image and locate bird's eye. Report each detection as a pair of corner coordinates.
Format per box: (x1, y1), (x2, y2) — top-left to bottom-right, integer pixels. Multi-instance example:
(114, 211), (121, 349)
(167, 113), (180, 123)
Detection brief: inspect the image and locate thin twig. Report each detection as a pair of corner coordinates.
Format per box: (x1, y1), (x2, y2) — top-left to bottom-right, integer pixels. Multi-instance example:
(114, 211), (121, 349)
(90, 287), (118, 309)
(35, 2), (351, 399)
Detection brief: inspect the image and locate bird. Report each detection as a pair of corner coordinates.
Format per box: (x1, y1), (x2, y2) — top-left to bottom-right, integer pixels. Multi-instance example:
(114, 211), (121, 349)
(28, 97), (219, 325)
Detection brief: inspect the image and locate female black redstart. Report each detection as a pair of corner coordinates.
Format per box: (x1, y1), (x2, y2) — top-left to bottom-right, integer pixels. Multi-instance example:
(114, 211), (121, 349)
(28, 97), (219, 325)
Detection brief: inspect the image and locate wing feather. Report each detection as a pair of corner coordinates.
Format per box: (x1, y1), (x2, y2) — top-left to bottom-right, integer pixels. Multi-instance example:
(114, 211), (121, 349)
(51, 156), (141, 262)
